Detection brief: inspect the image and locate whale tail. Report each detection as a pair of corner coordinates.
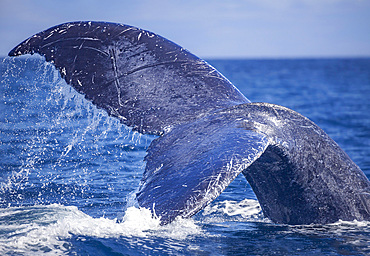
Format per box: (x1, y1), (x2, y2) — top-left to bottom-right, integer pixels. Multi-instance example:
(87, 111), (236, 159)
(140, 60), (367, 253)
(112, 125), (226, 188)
(9, 21), (370, 225)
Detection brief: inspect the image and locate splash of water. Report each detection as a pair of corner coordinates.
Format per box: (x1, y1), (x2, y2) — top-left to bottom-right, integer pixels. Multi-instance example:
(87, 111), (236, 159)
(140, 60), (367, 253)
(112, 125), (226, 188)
(0, 56), (154, 208)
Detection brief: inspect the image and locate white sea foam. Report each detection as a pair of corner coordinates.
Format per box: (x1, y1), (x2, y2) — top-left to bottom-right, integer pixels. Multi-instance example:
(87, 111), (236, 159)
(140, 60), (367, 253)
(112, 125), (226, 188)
(0, 204), (203, 255)
(202, 199), (264, 221)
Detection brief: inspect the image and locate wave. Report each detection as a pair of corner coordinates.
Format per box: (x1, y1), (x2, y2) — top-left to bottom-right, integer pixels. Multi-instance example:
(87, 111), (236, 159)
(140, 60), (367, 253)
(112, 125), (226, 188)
(0, 199), (263, 254)
(0, 203), (203, 255)
(1, 198), (370, 255)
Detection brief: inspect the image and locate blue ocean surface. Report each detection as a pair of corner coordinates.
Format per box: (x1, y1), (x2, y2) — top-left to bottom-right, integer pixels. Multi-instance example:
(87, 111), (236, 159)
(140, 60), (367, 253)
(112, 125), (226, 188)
(0, 56), (369, 255)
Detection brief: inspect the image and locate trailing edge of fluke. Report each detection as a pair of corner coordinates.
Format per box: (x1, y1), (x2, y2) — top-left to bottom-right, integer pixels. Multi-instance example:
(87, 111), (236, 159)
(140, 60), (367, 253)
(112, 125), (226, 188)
(9, 21), (370, 225)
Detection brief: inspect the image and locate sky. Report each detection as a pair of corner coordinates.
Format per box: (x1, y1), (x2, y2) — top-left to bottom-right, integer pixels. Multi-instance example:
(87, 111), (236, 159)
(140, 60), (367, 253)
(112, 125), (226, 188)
(0, 0), (369, 58)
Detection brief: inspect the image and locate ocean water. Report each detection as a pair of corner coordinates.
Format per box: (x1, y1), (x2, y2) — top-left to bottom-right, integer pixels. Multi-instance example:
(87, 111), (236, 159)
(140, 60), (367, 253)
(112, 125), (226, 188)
(0, 56), (369, 255)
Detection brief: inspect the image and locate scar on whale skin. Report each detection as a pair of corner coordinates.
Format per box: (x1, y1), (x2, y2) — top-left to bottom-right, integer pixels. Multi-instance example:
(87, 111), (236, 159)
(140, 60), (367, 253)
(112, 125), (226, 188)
(9, 21), (370, 225)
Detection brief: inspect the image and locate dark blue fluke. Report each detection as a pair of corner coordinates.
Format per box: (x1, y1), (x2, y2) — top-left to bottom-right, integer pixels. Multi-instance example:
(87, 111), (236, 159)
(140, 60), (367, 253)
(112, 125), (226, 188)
(8, 22), (248, 135)
(9, 21), (370, 225)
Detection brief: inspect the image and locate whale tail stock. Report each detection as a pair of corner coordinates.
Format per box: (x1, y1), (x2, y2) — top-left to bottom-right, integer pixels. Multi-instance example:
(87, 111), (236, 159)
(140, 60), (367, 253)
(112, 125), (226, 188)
(9, 21), (370, 225)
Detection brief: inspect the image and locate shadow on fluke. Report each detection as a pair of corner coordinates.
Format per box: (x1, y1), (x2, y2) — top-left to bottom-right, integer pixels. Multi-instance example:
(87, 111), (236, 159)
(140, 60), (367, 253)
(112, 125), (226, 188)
(9, 21), (370, 225)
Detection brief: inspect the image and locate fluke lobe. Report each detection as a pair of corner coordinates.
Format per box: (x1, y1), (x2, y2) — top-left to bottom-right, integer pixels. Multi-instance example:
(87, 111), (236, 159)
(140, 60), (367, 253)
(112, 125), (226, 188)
(9, 21), (370, 225)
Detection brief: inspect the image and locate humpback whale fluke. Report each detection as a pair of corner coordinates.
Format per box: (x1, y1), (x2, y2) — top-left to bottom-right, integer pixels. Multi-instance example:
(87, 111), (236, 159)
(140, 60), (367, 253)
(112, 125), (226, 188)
(9, 21), (370, 225)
